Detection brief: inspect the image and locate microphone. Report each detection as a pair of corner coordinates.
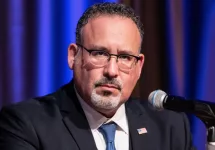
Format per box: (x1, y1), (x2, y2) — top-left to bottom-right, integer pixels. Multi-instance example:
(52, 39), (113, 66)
(148, 90), (215, 145)
(148, 90), (215, 123)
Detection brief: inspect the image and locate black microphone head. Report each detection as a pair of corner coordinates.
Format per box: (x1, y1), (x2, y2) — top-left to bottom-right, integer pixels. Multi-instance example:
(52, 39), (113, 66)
(148, 90), (167, 110)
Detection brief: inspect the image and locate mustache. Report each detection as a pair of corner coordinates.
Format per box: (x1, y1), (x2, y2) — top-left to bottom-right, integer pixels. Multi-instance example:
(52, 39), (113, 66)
(94, 78), (123, 90)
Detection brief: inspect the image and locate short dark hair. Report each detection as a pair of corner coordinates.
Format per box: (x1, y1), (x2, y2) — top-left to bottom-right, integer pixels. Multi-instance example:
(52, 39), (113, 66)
(75, 2), (144, 46)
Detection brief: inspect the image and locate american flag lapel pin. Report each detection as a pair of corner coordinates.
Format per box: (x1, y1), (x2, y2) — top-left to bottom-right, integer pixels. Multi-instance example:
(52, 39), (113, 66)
(137, 127), (147, 134)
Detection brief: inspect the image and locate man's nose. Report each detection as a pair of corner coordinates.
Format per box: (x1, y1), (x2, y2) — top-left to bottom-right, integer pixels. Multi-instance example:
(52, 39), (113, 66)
(103, 56), (119, 78)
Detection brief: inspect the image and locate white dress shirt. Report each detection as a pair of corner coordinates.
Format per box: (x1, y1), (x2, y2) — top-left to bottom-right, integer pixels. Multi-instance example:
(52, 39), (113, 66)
(75, 89), (129, 150)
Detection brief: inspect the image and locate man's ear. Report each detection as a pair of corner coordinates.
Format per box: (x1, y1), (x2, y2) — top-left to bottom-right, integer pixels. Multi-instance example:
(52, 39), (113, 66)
(137, 53), (145, 78)
(68, 43), (78, 69)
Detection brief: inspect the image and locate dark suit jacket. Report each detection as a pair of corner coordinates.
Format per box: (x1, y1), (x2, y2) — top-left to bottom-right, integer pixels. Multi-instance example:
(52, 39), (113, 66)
(0, 81), (194, 150)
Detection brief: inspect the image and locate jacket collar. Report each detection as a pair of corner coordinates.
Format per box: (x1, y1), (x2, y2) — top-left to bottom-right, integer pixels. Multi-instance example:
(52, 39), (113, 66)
(56, 80), (155, 150)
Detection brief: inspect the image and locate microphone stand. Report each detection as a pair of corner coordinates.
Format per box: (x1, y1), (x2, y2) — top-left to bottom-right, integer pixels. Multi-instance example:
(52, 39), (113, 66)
(207, 126), (215, 150)
(195, 113), (215, 150)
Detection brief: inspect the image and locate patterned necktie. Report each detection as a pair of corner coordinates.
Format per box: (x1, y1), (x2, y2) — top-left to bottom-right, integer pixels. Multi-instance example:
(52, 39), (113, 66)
(99, 123), (117, 150)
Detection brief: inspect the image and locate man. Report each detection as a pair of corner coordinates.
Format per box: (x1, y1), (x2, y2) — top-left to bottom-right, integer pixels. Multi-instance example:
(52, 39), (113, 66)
(0, 2), (194, 150)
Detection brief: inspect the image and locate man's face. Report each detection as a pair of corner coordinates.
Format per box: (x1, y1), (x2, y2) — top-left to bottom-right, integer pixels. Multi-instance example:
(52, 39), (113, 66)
(68, 15), (144, 116)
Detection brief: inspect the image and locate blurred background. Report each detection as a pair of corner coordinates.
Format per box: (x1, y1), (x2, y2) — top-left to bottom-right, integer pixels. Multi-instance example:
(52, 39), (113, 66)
(0, 0), (215, 149)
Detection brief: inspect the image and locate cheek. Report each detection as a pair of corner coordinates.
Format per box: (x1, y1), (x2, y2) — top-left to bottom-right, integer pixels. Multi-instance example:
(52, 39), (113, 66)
(120, 70), (139, 98)
(75, 65), (103, 91)
(74, 54), (105, 90)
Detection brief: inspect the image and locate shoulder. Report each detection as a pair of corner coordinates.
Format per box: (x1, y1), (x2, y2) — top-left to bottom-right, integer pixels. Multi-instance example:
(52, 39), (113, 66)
(0, 89), (66, 147)
(0, 95), (56, 149)
(126, 98), (193, 149)
(0, 82), (74, 118)
(0, 86), (70, 129)
(126, 98), (190, 128)
(0, 94), (57, 117)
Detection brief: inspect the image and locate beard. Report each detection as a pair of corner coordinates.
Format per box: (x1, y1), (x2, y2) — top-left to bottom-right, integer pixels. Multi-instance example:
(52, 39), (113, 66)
(91, 88), (121, 110)
(90, 77), (123, 110)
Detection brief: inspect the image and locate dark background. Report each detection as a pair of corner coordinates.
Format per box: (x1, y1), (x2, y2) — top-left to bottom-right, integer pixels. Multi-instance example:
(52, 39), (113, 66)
(1, 0), (215, 149)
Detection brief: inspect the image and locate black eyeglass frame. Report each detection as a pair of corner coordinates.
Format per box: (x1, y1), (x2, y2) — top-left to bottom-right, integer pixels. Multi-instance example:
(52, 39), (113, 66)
(76, 43), (141, 64)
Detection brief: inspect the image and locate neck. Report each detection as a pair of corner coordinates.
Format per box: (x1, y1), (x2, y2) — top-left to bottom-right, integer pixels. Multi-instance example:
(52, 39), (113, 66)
(96, 107), (119, 118)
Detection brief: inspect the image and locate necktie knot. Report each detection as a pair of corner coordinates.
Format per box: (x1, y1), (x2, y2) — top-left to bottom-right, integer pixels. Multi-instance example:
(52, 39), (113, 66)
(99, 122), (117, 150)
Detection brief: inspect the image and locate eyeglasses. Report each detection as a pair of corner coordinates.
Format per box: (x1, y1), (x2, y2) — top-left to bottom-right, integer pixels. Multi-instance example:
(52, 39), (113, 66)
(76, 43), (140, 70)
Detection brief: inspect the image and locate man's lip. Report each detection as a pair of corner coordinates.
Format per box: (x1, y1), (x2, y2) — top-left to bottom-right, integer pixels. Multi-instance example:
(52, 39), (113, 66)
(99, 84), (120, 89)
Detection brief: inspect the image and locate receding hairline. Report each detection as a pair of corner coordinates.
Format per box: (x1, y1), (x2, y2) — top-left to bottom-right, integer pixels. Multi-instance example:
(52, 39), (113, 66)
(79, 14), (142, 51)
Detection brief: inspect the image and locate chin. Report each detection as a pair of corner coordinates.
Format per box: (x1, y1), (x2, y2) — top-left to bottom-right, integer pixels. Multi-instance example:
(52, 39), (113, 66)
(90, 88), (121, 110)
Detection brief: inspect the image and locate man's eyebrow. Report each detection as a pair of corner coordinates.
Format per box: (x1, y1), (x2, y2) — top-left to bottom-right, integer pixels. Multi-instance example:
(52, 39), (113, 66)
(90, 44), (136, 55)
(90, 45), (109, 51)
(118, 49), (135, 55)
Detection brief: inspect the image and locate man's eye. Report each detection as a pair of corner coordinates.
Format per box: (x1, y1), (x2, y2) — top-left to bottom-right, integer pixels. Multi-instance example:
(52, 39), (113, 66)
(91, 51), (107, 57)
(119, 55), (133, 61)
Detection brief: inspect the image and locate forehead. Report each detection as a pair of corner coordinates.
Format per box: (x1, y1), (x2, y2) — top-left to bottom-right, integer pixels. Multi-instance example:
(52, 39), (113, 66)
(81, 15), (141, 54)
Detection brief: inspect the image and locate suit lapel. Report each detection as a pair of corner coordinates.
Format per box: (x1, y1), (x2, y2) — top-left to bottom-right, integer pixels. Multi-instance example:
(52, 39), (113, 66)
(58, 81), (97, 150)
(126, 100), (156, 150)
(63, 113), (97, 150)
(57, 81), (157, 150)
